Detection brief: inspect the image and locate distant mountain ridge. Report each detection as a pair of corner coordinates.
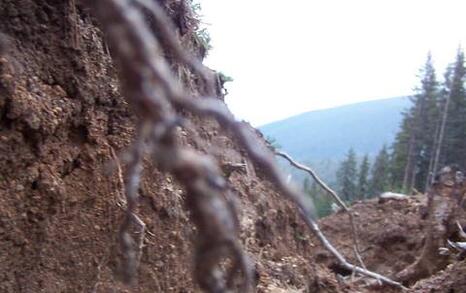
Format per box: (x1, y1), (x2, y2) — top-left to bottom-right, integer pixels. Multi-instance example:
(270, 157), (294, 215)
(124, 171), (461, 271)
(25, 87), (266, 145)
(260, 97), (411, 183)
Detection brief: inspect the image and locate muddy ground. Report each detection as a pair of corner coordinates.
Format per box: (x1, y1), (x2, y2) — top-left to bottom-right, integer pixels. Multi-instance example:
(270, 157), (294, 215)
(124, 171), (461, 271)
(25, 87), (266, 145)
(0, 1), (464, 292)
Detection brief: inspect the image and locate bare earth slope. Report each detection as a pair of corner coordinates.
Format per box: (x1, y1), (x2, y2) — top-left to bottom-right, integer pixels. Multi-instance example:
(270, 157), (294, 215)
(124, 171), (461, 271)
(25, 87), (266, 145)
(0, 1), (342, 292)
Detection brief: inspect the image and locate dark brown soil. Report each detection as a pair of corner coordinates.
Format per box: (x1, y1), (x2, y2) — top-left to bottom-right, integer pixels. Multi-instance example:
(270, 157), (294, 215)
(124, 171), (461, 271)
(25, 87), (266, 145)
(412, 260), (466, 292)
(313, 196), (428, 278)
(0, 1), (340, 292)
(313, 196), (466, 292)
(0, 1), (464, 292)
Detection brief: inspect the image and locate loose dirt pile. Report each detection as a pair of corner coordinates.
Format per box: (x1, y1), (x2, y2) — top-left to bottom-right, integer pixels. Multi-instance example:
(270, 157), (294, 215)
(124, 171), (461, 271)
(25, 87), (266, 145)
(0, 1), (464, 292)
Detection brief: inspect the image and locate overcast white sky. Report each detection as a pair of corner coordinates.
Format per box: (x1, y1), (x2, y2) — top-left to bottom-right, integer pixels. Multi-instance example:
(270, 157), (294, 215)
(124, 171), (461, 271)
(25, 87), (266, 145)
(199, 0), (466, 126)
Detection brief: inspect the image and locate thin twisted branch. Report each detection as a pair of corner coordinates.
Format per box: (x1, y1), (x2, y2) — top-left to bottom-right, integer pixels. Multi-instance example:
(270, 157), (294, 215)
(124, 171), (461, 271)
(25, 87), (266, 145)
(171, 96), (405, 289)
(275, 151), (369, 279)
(118, 123), (147, 284)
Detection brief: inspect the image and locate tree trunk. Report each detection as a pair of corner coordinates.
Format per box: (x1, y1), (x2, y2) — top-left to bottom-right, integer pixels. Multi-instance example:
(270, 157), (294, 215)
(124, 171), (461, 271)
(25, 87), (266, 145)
(425, 116), (441, 191)
(432, 93), (451, 183)
(396, 166), (464, 285)
(403, 135), (417, 192)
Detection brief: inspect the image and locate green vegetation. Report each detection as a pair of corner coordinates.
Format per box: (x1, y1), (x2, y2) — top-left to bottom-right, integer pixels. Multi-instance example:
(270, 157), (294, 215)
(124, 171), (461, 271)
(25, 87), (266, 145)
(333, 49), (466, 203)
(303, 180), (333, 218)
(261, 97), (410, 185)
(357, 154), (370, 199)
(391, 53), (441, 191)
(218, 71), (234, 83)
(266, 135), (282, 150)
(190, 1), (212, 57)
(262, 49), (465, 212)
(368, 145), (391, 196)
(390, 49), (466, 193)
(194, 27), (212, 54)
(333, 146), (391, 201)
(336, 148), (358, 201)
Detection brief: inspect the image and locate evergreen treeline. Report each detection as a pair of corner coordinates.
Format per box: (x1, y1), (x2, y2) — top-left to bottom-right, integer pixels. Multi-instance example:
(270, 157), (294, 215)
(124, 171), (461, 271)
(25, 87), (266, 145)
(332, 147), (391, 201)
(328, 49), (466, 204)
(392, 49), (466, 193)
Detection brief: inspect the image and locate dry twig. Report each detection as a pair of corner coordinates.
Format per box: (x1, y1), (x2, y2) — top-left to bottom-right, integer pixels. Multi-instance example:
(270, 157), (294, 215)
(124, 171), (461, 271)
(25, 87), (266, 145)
(109, 146), (127, 207)
(87, 0), (404, 290)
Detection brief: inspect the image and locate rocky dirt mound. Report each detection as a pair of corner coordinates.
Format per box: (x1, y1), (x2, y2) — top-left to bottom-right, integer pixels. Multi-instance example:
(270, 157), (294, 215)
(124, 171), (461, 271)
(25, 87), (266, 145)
(313, 196), (428, 278)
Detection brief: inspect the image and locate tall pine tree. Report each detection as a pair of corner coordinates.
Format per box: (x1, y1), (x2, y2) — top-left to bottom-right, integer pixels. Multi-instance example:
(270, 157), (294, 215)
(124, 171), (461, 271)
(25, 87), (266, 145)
(336, 148), (358, 202)
(441, 49), (466, 168)
(390, 116), (411, 190)
(357, 154), (370, 199)
(369, 145), (391, 196)
(391, 53), (440, 192)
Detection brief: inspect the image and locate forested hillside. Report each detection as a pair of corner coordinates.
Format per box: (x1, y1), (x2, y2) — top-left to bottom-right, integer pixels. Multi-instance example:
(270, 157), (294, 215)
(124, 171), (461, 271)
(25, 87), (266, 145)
(260, 97), (409, 161)
(262, 50), (466, 217)
(260, 97), (409, 186)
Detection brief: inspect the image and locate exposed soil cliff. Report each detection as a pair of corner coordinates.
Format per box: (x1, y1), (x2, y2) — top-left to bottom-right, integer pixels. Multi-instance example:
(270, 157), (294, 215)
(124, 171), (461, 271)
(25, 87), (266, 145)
(0, 1), (338, 292)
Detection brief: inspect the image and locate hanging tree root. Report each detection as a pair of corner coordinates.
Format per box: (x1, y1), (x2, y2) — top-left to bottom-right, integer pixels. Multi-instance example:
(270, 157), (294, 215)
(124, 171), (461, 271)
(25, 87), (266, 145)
(87, 0), (405, 290)
(88, 0), (253, 291)
(117, 123), (147, 284)
(275, 151), (369, 278)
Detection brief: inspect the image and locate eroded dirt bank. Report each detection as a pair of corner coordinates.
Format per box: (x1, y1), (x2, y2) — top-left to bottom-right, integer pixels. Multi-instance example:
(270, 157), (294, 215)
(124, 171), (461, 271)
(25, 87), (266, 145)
(0, 1), (341, 292)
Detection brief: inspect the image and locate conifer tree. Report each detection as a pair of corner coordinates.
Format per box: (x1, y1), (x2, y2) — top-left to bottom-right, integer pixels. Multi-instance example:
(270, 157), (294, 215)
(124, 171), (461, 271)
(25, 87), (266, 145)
(336, 148), (358, 201)
(303, 177), (311, 193)
(440, 49), (466, 168)
(427, 65), (453, 188)
(357, 154), (370, 199)
(369, 145), (391, 196)
(390, 117), (411, 189)
(391, 53), (440, 192)
(303, 180), (332, 218)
